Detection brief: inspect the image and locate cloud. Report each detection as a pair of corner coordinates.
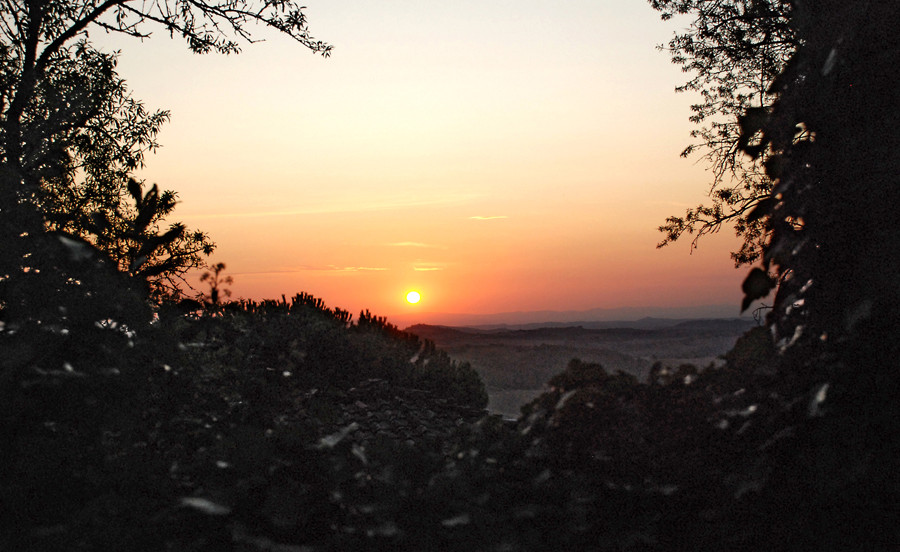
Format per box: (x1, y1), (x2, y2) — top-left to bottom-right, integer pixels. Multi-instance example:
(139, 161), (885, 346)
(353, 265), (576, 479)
(231, 265), (388, 275)
(333, 266), (389, 272)
(387, 241), (437, 248)
(412, 262), (447, 272)
(183, 193), (483, 220)
(469, 215), (508, 220)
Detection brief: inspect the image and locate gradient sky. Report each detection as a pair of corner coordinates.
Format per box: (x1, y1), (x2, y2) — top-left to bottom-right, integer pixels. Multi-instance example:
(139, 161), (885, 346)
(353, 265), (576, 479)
(94, 1), (750, 323)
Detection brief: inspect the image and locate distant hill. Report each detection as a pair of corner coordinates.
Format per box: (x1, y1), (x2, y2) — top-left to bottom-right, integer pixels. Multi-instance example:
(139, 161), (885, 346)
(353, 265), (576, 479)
(387, 303), (761, 329)
(406, 317), (756, 338)
(460, 316), (759, 332)
(406, 318), (758, 418)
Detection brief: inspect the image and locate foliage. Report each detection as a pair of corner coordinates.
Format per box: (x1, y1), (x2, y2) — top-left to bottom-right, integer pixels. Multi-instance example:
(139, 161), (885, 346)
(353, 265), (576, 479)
(733, 2), (900, 548)
(1, 39), (215, 300)
(737, 0), (900, 352)
(61, 175), (215, 299)
(650, 0), (795, 266)
(720, 324), (776, 374)
(0, 43), (209, 310)
(0, 0), (330, 184)
(161, 294), (489, 409)
(3, 1), (898, 549)
(26, 43), (216, 298)
(0, 0), (330, 157)
(0, 233), (153, 377)
(1, 291), (495, 550)
(5, 267), (898, 552)
(1, 0), (330, 318)
(10, 300), (895, 551)
(200, 261), (233, 305)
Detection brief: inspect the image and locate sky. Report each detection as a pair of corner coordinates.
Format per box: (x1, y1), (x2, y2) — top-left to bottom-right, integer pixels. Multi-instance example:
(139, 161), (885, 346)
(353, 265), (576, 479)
(94, 1), (751, 325)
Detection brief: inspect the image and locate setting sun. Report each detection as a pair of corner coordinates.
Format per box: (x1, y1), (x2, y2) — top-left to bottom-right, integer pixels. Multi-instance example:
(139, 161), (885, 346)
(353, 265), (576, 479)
(406, 291), (421, 304)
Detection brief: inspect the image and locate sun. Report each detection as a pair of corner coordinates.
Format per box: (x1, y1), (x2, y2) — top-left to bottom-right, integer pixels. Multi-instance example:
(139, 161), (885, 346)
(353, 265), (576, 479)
(406, 291), (421, 304)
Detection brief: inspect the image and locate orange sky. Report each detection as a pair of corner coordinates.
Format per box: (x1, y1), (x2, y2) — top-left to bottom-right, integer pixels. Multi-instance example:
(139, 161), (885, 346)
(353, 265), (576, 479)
(96, 1), (753, 324)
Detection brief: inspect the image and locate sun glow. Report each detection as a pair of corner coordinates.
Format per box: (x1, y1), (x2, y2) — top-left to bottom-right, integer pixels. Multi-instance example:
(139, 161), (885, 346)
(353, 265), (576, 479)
(406, 291), (421, 304)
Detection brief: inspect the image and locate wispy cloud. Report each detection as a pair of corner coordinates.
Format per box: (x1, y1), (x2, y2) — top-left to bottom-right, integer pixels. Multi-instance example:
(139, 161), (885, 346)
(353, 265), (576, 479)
(183, 194), (483, 220)
(386, 241), (441, 248)
(412, 262), (447, 272)
(231, 265), (388, 275)
(332, 266), (389, 272)
(469, 215), (508, 221)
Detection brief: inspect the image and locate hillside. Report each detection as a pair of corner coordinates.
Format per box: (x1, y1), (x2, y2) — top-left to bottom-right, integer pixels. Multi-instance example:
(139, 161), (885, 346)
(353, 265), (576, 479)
(384, 304), (757, 329)
(407, 319), (756, 417)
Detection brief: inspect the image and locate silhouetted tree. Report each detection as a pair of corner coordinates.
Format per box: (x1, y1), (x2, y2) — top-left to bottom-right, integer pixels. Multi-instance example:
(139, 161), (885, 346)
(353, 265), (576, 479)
(0, 0), (331, 183)
(200, 261), (233, 306)
(13, 42), (214, 298)
(650, 0), (795, 266)
(1, 0), (330, 315)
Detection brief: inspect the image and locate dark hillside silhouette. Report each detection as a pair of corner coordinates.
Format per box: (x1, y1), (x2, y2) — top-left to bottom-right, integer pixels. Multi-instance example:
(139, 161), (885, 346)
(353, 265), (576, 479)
(1, 294), (488, 549)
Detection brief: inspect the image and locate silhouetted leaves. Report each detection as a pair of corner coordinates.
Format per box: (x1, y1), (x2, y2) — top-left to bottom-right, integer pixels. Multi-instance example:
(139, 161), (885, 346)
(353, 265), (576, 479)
(746, 195), (774, 223)
(652, 0), (794, 267)
(740, 268), (775, 312)
(737, 107), (771, 158)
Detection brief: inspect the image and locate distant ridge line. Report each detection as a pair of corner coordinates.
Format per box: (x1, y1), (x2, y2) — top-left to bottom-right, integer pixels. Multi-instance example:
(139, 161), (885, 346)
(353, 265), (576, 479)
(388, 303), (759, 330)
(406, 317), (756, 333)
(462, 317), (755, 332)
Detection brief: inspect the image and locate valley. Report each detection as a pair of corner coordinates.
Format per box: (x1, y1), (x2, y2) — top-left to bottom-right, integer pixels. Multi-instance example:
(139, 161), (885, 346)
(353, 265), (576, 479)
(407, 318), (757, 417)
